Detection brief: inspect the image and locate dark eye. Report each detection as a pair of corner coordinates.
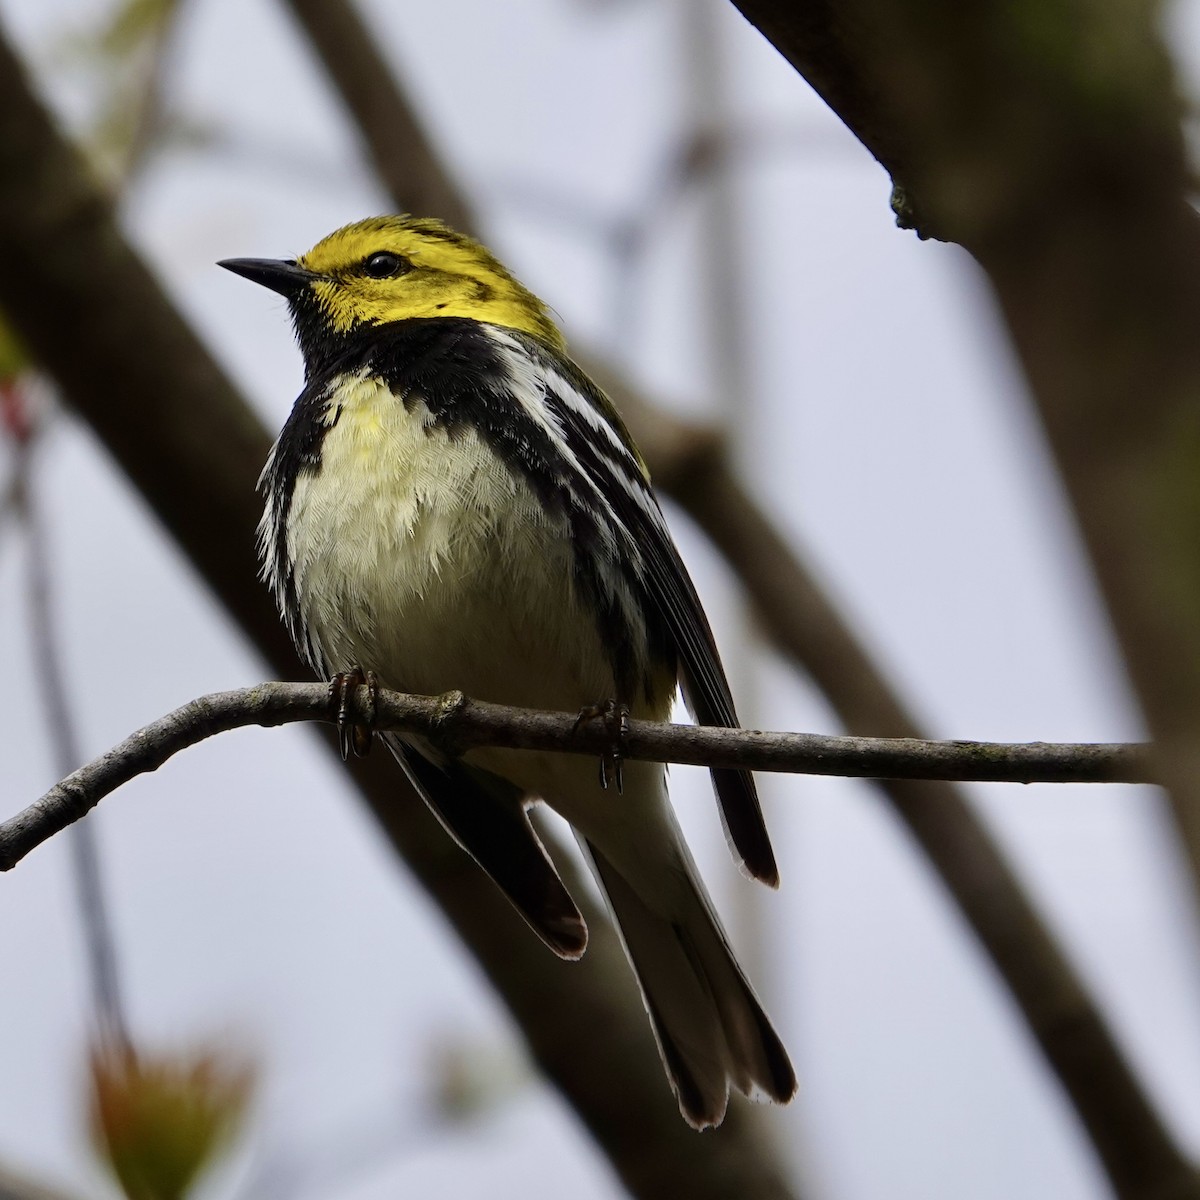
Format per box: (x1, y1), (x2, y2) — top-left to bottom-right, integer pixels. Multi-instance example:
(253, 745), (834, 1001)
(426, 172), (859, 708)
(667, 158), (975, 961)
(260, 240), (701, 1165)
(362, 251), (409, 279)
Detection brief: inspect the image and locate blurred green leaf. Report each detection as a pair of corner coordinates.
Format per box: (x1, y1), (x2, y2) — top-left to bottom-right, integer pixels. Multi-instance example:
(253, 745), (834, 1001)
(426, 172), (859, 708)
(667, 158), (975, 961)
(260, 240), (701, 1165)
(88, 1039), (254, 1200)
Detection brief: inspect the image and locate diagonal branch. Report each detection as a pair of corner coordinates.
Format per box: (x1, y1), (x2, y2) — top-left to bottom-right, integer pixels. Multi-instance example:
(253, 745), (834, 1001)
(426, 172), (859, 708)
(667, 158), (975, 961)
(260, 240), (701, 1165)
(0, 680), (1155, 873)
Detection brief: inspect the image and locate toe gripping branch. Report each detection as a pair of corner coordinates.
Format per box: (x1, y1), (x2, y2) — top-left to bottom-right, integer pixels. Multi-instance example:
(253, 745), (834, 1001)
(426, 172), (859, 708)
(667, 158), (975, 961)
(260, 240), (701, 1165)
(329, 668), (380, 760)
(573, 699), (631, 793)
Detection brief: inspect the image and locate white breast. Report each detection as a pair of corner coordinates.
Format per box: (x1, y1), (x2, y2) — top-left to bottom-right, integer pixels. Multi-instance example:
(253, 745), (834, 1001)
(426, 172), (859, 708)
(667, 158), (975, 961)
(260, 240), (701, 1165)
(283, 373), (619, 714)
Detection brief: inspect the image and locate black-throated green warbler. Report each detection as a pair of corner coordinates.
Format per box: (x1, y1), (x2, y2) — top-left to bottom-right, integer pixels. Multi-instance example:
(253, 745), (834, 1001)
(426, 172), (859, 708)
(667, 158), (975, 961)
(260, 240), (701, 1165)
(220, 217), (795, 1128)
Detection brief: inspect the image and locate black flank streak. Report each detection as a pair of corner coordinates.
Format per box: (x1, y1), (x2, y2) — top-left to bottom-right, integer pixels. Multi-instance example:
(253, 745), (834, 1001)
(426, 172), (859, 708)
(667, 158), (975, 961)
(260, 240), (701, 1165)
(539, 389), (676, 703)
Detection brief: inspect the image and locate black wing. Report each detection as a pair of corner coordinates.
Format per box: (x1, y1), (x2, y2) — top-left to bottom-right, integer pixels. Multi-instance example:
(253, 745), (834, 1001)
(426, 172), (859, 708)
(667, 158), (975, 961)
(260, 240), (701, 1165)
(385, 735), (589, 958)
(540, 357), (779, 887)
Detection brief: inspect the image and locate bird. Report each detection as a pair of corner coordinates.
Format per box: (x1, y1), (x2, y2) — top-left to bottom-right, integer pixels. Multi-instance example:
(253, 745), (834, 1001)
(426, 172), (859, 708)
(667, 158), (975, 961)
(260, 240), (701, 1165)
(219, 216), (796, 1128)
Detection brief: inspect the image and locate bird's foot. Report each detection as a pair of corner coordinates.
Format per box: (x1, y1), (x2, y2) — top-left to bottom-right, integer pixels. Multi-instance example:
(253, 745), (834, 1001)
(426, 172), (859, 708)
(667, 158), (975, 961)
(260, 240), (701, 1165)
(573, 699), (631, 794)
(329, 667), (380, 760)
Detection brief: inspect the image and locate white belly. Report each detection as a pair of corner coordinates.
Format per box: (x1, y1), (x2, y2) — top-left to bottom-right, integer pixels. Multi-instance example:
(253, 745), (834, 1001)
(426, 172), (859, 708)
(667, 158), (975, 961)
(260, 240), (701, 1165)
(284, 374), (619, 714)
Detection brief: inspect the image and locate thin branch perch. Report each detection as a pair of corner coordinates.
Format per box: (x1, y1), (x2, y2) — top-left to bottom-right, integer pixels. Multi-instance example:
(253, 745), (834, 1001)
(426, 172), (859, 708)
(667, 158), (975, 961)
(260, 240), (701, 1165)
(0, 681), (1154, 873)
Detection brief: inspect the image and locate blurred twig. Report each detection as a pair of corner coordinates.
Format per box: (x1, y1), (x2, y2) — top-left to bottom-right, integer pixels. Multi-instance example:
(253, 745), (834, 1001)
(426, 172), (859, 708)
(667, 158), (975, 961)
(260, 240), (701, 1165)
(61, 0), (187, 183)
(482, 116), (855, 347)
(3, 385), (129, 1047)
(0, 458), (23, 547)
(114, 0), (185, 182)
(282, 0), (473, 231)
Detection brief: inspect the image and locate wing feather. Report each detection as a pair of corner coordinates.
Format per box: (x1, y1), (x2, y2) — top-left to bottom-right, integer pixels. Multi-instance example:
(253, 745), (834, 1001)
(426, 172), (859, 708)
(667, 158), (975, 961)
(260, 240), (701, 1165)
(532, 348), (779, 886)
(385, 734), (589, 958)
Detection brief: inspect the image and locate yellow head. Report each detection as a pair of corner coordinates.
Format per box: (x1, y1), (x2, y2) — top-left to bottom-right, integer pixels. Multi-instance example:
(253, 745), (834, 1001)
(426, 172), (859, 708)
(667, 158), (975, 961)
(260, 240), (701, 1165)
(219, 216), (565, 361)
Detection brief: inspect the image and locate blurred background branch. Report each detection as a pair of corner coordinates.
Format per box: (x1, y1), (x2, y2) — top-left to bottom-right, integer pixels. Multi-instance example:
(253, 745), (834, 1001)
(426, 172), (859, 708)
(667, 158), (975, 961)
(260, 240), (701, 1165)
(731, 0), (1200, 930)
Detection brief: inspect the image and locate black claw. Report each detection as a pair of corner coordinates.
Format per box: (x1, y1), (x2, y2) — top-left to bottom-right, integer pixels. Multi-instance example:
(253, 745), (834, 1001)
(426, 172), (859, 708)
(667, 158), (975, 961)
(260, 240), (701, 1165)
(329, 667), (377, 760)
(575, 699), (630, 795)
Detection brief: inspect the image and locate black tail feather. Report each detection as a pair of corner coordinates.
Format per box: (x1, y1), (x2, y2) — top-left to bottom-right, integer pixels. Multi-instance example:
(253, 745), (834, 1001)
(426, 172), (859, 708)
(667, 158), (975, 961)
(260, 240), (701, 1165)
(390, 737), (587, 959)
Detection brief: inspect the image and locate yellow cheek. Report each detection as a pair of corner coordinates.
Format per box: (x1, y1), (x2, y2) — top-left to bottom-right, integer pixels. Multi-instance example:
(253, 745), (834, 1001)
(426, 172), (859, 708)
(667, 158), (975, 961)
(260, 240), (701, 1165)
(310, 278), (452, 332)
